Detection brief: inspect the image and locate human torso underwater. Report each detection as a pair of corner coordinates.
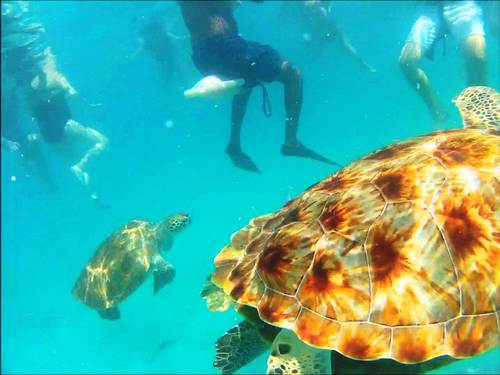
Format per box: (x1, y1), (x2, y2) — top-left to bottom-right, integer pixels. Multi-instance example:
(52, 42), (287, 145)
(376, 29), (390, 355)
(177, 0), (238, 42)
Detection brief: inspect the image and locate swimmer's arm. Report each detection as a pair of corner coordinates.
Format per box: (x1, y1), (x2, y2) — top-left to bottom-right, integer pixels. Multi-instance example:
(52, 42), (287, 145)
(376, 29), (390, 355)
(335, 27), (377, 73)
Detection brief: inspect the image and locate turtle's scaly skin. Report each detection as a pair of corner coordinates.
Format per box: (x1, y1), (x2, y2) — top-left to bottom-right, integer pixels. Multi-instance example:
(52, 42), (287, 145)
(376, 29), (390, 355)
(211, 92), (499, 364)
(73, 220), (158, 310)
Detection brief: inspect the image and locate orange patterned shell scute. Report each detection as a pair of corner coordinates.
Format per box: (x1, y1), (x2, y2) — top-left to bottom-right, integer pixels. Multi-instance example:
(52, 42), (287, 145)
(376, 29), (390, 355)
(294, 307), (341, 348)
(296, 234), (370, 321)
(256, 221), (320, 295)
(257, 289), (300, 328)
(445, 314), (500, 358)
(335, 322), (392, 360)
(210, 124), (500, 362)
(392, 325), (445, 363)
(366, 203), (460, 326)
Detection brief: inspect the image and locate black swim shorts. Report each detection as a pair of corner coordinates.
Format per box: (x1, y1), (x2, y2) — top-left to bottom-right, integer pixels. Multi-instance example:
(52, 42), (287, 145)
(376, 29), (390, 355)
(30, 93), (71, 143)
(192, 34), (283, 87)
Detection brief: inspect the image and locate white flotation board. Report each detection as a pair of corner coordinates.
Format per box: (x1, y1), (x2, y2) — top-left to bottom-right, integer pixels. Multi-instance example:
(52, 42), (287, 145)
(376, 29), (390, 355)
(184, 75), (245, 99)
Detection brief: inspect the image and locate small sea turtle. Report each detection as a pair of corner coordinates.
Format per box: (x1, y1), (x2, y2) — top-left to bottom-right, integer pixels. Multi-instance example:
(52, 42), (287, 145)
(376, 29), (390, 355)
(73, 213), (190, 320)
(203, 86), (499, 374)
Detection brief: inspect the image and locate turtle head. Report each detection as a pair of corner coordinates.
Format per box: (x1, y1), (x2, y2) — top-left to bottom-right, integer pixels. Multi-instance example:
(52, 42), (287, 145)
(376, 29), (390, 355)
(453, 86), (499, 132)
(156, 213), (191, 251)
(163, 213), (191, 233)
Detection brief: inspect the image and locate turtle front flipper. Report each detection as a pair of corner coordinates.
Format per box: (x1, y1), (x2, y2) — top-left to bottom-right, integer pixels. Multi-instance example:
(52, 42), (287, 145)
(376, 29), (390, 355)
(214, 320), (272, 375)
(152, 255), (175, 295)
(201, 276), (232, 312)
(98, 307), (120, 320)
(267, 330), (332, 375)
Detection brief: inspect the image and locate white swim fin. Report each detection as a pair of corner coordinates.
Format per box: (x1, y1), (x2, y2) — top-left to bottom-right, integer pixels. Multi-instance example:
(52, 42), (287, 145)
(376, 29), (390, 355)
(184, 75), (245, 99)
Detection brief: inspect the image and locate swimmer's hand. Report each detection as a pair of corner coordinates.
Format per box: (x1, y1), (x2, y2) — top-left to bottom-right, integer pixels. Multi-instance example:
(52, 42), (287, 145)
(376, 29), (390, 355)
(90, 192), (111, 209)
(360, 60), (377, 73)
(1, 137), (20, 153)
(365, 64), (377, 73)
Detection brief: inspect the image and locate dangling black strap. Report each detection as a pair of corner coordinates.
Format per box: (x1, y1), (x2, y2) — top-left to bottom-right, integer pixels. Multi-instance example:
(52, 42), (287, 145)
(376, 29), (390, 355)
(259, 83), (272, 117)
(439, 2), (448, 57)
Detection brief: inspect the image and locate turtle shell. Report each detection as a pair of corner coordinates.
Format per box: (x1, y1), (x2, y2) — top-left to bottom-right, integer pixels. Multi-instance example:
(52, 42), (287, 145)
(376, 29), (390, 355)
(73, 220), (158, 310)
(211, 128), (500, 364)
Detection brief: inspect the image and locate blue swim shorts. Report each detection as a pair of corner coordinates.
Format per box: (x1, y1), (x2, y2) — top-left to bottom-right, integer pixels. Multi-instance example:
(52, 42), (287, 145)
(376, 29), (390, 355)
(405, 1), (485, 58)
(191, 34), (283, 86)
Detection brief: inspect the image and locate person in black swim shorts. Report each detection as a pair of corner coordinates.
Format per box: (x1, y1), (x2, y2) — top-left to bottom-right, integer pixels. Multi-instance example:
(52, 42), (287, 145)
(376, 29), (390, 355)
(177, 0), (337, 172)
(1, 0), (108, 203)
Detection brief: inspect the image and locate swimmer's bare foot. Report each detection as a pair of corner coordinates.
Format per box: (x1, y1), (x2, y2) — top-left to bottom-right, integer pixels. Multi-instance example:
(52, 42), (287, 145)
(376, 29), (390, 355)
(70, 164), (89, 186)
(281, 142), (342, 167)
(225, 145), (260, 173)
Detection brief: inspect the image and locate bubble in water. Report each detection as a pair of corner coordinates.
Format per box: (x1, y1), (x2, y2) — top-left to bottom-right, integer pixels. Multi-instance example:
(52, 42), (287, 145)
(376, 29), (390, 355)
(10, 175), (16, 182)
(302, 32), (311, 42)
(164, 119), (175, 129)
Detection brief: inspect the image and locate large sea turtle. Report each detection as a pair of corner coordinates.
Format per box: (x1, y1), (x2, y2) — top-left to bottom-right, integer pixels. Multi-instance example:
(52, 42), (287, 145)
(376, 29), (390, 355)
(73, 213), (190, 320)
(202, 86), (499, 374)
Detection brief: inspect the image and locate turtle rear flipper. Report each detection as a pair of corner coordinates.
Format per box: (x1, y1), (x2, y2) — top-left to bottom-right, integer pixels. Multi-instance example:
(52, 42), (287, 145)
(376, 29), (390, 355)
(152, 255), (175, 295)
(214, 320), (271, 375)
(267, 330), (331, 375)
(98, 307), (120, 320)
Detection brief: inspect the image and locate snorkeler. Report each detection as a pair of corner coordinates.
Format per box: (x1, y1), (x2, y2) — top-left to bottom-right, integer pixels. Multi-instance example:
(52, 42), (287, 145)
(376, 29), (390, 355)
(296, 0), (376, 73)
(1, 1), (108, 204)
(135, 7), (187, 81)
(177, 0), (337, 172)
(399, 0), (488, 125)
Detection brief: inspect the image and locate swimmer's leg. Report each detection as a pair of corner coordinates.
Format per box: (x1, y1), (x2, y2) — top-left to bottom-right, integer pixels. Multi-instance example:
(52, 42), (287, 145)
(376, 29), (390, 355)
(63, 120), (110, 207)
(278, 61), (303, 148)
(277, 62), (339, 166)
(64, 119), (108, 186)
(226, 90), (260, 173)
(461, 34), (487, 86)
(399, 42), (448, 127)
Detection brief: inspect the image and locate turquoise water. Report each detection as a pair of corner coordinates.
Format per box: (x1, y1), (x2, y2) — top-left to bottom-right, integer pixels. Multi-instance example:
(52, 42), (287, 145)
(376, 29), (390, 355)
(1, 1), (499, 374)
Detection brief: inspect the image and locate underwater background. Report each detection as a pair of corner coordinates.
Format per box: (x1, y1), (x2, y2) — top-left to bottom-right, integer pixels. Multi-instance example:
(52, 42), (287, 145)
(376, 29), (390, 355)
(1, 1), (499, 374)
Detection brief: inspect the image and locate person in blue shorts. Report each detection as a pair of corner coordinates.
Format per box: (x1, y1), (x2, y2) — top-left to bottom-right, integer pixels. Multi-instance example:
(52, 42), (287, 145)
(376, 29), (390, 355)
(399, 1), (488, 125)
(177, 0), (336, 172)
